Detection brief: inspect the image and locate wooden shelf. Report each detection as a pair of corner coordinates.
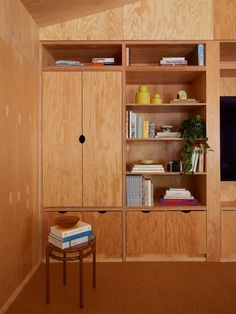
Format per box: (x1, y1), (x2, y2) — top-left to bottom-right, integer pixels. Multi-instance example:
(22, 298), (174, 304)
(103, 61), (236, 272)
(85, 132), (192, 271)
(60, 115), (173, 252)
(126, 171), (206, 175)
(221, 201), (236, 211)
(126, 103), (206, 113)
(43, 65), (124, 72)
(125, 137), (182, 141)
(126, 67), (206, 84)
(126, 205), (206, 211)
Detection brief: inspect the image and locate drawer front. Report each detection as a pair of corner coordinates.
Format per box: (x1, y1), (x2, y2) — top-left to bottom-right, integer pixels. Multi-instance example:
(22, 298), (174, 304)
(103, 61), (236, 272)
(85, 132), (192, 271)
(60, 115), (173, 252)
(83, 211), (122, 260)
(126, 211), (166, 259)
(166, 211), (206, 257)
(221, 211), (236, 258)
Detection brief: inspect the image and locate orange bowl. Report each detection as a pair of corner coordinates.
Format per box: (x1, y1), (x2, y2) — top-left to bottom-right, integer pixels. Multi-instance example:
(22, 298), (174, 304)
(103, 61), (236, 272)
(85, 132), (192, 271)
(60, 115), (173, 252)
(55, 216), (79, 228)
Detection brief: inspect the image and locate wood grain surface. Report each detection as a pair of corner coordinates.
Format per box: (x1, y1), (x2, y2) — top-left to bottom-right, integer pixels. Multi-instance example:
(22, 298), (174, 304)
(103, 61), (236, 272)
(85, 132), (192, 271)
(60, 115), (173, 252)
(83, 211), (123, 260)
(214, 0), (236, 39)
(166, 211), (206, 256)
(43, 72), (83, 207)
(206, 41), (221, 261)
(83, 72), (123, 207)
(0, 0), (40, 310)
(126, 211), (166, 257)
(40, 0), (213, 40)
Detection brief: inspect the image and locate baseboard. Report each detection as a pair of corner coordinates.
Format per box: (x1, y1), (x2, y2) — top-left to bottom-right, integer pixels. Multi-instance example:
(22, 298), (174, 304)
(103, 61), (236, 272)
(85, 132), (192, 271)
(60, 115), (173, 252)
(0, 259), (42, 314)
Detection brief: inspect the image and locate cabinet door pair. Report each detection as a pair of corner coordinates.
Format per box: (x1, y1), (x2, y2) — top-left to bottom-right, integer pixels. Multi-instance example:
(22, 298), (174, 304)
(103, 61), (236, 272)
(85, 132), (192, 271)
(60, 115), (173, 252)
(43, 72), (122, 207)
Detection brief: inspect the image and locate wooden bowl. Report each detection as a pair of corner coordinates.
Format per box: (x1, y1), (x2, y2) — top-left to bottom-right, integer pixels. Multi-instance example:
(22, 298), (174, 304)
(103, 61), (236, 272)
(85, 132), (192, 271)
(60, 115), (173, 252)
(55, 216), (79, 228)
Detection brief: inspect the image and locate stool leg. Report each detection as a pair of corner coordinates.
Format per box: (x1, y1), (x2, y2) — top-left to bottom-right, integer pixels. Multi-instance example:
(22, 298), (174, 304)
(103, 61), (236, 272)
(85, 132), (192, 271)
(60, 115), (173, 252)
(63, 252), (66, 285)
(79, 254), (84, 308)
(93, 247), (96, 288)
(46, 246), (50, 304)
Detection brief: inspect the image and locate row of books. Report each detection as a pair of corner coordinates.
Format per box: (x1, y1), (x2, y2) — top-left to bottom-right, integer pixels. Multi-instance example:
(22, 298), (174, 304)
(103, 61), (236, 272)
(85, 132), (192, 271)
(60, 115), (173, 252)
(160, 188), (198, 205)
(48, 221), (94, 249)
(190, 144), (205, 173)
(126, 175), (154, 206)
(129, 164), (165, 173)
(126, 111), (155, 138)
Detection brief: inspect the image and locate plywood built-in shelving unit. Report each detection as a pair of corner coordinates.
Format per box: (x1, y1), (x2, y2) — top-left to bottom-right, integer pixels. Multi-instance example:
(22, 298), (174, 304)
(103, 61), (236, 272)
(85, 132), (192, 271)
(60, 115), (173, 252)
(41, 40), (222, 262)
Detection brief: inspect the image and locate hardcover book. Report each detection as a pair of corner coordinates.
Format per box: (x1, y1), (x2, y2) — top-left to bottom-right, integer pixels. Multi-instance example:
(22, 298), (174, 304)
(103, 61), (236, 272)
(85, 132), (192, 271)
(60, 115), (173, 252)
(50, 221), (91, 238)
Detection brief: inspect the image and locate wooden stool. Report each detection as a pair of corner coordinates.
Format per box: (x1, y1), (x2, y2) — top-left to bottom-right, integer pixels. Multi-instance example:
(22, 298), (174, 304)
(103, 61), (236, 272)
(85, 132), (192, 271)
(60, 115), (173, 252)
(46, 238), (96, 308)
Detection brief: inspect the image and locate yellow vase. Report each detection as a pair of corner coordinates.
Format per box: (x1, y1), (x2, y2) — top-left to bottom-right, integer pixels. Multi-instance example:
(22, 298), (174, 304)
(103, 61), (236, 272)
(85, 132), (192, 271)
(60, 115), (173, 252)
(151, 93), (163, 104)
(135, 85), (150, 104)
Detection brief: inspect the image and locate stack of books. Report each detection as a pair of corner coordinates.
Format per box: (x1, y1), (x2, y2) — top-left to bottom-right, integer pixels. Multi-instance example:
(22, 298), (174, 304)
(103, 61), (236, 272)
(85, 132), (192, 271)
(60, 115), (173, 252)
(129, 164), (165, 173)
(160, 188), (198, 206)
(48, 221), (94, 249)
(160, 57), (187, 66)
(155, 131), (181, 138)
(126, 110), (156, 138)
(55, 60), (84, 66)
(92, 57), (115, 65)
(126, 175), (154, 206)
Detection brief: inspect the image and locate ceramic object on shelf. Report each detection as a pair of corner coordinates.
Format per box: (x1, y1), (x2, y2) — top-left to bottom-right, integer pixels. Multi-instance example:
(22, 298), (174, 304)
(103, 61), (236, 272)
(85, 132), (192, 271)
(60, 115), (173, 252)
(151, 93), (163, 104)
(135, 85), (150, 104)
(55, 216), (79, 228)
(139, 159), (154, 164)
(161, 125), (173, 132)
(178, 90), (187, 100)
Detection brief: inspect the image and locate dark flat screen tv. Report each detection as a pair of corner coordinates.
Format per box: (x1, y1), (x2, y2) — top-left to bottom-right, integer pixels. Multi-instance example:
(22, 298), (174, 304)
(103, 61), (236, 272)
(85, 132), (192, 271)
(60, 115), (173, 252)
(220, 96), (236, 181)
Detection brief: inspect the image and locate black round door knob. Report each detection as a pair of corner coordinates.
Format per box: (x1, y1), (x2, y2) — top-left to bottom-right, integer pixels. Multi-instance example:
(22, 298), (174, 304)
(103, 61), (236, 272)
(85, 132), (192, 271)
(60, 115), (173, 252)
(79, 135), (86, 143)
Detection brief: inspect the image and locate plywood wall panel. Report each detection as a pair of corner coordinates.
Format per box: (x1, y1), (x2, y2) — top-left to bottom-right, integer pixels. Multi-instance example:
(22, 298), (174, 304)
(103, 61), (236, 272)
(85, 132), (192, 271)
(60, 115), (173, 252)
(0, 0), (39, 67)
(40, 7), (123, 40)
(0, 38), (40, 311)
(214, 0), (236, 40)
(0, 0), (39, 311)
(124, 0), (213, 40)
(40, 0), (213, 40)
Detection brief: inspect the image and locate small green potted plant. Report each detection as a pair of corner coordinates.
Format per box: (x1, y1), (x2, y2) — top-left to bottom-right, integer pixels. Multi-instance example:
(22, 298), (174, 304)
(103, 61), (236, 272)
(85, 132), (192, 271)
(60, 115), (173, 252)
(179, 114), (210, 172)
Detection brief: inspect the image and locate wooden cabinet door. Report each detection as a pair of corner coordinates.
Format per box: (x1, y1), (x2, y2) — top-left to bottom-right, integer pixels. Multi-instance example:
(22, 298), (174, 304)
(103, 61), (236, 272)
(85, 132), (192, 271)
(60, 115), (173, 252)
(83, 211), (122, 260)
(166, 211), (206, 258)
(126, 211), (166, 260)
(82, 72), (122, 206)
(43, 72), (83, 207)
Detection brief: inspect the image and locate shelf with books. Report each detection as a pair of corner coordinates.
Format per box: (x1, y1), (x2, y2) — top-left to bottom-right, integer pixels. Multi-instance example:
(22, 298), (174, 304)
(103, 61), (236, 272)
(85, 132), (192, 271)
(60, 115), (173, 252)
(126, 103), (206, 113)
(126, 171), (206, 175)
(125, 43), (205, 67)
(125, 138), (183, 141)
(125, 174), (207, 208)
(42, 41), (123, 68)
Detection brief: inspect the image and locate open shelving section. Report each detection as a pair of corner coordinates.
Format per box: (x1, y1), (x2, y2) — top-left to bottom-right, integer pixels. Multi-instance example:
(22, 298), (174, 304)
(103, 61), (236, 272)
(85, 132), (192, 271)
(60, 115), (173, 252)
(125, 42), (207, 213)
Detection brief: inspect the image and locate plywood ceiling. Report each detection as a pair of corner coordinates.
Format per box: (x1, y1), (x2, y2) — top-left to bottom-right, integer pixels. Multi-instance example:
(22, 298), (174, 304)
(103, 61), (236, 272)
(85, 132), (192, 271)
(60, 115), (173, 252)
(20, 0), (138, 27)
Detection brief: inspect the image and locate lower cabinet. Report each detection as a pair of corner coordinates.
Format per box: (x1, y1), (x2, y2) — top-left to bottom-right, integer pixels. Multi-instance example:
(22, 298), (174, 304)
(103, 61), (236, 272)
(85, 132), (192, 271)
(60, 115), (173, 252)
(221, 211), (236, 260)
(166, 211), (206, 258)
(83, 211), (122, 261)
(126, 211), (166, 260)
(126, 210), (206, 261)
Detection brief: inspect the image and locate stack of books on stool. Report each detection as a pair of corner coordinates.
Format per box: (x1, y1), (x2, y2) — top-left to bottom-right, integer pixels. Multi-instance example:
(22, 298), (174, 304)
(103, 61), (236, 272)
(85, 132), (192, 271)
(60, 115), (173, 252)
(48, 221), (94, 249)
